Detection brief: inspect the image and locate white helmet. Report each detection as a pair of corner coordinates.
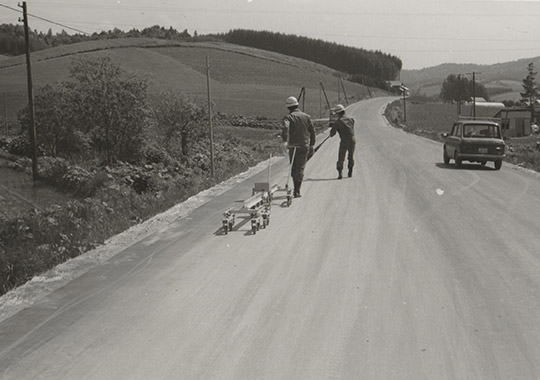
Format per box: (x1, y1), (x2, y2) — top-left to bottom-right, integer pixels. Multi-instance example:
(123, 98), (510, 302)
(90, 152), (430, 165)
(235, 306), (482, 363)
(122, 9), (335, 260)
(286, 96), (299, 108)
(333, 104), (346, 114)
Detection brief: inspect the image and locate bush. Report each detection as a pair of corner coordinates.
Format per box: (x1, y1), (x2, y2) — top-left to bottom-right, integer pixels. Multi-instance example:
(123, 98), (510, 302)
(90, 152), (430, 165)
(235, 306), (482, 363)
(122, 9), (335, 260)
(38, 157), (107, 196)
(7, 134), (32, 157)
(141, 143), (177, 166)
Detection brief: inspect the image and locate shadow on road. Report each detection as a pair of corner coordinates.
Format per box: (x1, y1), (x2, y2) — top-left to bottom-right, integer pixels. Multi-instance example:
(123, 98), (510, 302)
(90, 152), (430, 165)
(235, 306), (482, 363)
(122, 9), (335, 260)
(304, 177), (341, 182)
(435, 162), (496, 171)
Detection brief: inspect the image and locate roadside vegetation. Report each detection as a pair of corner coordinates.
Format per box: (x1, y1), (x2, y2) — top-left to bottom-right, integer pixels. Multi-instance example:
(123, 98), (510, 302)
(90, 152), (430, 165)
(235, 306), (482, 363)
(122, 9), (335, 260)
(0, 56), (330, 296)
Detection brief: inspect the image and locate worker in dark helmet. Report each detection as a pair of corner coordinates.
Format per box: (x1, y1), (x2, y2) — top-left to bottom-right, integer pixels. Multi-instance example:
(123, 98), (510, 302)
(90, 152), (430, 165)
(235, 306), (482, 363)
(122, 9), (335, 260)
(329, 104), (356, 179)
(281, 96), (316, 198)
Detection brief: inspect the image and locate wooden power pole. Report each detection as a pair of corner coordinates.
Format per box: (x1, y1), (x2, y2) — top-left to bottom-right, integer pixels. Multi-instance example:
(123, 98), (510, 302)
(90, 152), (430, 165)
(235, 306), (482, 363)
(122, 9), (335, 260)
(206, 56), (215, 178)
(472, 71), (476, 118)
(20, 1), (38, 181)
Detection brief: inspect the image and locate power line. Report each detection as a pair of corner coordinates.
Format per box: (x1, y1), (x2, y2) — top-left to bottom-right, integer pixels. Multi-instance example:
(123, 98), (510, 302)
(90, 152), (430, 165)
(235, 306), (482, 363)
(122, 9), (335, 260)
(13, 2), (540, 17)
(0, 3), (19, 13)
(0, 2), (89, 34)
(26, 12), (90, 34)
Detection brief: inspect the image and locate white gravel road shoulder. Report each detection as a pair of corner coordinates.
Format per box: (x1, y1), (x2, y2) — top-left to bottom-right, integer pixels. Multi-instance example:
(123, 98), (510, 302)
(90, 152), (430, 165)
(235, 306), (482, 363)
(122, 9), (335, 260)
(0, 156), (282, 323)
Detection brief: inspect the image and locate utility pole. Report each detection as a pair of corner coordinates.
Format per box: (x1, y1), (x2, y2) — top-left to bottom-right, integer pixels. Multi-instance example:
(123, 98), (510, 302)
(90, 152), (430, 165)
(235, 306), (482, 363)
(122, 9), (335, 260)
(362, 78), (372, 98)
(2, 92), (7, 135)
(466, 71), (481, 118)
(457, 74), (462, 116)
(20, 1), (38, 181)
(337, 77), (340, 104)
(297, 87), (305, 111)
(205, 56), (215, 178)
(319, 87), (322, 118)
(401, 86), (407, 122)
(472, 71), (476, 118)
(319, 82), (331, 114)
(340, 78), (350, 105)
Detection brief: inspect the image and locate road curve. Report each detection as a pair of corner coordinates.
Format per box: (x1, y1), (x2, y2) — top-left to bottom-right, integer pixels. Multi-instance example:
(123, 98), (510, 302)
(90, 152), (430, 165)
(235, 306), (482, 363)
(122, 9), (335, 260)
(1, 97), (540, 379)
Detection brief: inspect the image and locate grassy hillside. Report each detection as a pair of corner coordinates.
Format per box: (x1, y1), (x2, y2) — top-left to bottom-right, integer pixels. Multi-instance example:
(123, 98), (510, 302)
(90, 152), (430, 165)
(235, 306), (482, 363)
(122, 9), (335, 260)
(0, 38), (378, 123)
(401, 57), (540, 101)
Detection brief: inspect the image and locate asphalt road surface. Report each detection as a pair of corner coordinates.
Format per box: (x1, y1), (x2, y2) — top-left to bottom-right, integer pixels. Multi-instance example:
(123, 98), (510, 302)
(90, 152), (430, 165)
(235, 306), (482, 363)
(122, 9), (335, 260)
(2, 97), (540, 379)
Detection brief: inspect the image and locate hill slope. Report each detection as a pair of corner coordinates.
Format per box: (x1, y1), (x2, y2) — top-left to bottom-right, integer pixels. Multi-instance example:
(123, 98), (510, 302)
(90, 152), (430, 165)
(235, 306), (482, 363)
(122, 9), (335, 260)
(401, 57), (540, 100)
(0, 38), (378, 122)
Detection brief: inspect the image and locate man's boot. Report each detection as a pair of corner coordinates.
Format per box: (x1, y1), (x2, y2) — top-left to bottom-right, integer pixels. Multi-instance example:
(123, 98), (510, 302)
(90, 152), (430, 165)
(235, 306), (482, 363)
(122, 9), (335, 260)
(294, 181), (302, 198)
(338, 170), (343, 180)
(348, 167), (353, 177)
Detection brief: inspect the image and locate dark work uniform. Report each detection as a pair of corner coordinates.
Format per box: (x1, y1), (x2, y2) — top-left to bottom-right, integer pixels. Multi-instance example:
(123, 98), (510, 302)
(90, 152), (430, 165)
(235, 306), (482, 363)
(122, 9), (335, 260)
(282, 108), (316, 196)
(330, 114), (356, 176)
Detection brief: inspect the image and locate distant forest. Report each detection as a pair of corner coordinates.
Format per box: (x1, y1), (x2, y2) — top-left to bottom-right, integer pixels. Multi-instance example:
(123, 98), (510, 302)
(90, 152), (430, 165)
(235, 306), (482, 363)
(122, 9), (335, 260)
(0, 24), (401, 88)
(220, 29), (402, 88)
(0, 24), (192, 55)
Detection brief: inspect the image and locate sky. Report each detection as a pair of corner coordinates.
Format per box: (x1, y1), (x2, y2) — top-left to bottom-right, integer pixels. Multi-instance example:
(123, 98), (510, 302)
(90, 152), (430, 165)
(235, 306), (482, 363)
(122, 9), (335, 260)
(3, 0), (540, 70)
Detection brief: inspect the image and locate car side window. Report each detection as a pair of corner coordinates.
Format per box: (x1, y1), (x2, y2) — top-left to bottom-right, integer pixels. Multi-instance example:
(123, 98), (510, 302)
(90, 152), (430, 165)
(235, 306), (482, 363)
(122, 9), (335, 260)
(453, 124), (461, 137)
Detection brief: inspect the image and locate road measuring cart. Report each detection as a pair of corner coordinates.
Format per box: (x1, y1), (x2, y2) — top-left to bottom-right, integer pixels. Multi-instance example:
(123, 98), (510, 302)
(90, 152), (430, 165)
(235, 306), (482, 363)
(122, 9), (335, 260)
(221, 150), (297, 235)
(222, 182), (279, 235)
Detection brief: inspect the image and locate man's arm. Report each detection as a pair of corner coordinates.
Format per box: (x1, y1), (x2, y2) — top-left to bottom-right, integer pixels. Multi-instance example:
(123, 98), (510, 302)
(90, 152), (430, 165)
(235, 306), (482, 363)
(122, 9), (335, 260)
(330, 125), (337, 137)
(281, 118), (290, 143)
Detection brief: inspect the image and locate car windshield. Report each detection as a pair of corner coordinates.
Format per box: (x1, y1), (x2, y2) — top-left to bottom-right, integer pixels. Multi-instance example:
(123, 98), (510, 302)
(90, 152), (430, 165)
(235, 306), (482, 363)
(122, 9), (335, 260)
(463, 124), (500, 138)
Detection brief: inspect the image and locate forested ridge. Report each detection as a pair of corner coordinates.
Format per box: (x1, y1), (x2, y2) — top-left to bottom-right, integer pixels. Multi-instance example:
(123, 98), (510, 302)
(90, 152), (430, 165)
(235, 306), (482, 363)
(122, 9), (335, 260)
(1, 24), (401, 89)
(220, 29), (402, 88)
(0, 23), (193, 56)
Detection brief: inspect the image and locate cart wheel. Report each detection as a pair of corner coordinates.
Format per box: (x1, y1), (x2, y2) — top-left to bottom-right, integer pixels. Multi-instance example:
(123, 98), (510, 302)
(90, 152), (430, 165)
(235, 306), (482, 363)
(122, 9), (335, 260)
(229, 221), (234, 231)
(223, 224), (228, 234)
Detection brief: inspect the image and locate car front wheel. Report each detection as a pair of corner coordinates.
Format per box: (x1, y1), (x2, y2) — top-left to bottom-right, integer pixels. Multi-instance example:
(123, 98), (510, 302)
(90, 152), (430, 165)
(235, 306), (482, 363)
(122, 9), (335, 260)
(494, 160), (502, 170)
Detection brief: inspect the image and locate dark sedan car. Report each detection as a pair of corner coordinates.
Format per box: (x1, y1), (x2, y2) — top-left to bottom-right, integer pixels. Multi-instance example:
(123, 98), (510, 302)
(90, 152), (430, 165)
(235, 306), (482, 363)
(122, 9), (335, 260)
(442, 119), (506, 170)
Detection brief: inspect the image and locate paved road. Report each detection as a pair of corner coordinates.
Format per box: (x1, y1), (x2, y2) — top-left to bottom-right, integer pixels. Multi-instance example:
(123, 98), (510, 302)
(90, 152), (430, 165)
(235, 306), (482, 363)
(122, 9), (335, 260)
(2, 97), (540, 379)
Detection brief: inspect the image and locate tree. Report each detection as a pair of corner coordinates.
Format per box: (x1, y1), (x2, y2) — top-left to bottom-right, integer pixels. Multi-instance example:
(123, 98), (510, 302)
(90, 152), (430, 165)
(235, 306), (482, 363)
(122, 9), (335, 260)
(17, 57), (150, 163)
(66, 56), (150, 164)
(520, 62), (539, 123)
(18, 84), (88, 158)
(440, 74), (489, 103)
(153, 92), (206, 156)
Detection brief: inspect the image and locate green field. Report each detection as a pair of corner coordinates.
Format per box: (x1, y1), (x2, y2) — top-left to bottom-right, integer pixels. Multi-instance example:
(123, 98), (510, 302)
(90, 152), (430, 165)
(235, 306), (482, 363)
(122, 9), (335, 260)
(0, 38), (378, 122)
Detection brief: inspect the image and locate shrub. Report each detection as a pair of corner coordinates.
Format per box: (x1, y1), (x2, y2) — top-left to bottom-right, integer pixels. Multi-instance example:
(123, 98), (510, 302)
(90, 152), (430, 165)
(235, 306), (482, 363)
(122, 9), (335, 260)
(7, 134), (32, 157)
(37, 157), (107, 196)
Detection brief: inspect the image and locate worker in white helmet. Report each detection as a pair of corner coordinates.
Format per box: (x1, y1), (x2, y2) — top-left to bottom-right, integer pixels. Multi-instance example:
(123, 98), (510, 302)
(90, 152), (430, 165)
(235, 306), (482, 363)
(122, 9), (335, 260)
(329, 104), (356, 179)
(281, 96), (316, 198)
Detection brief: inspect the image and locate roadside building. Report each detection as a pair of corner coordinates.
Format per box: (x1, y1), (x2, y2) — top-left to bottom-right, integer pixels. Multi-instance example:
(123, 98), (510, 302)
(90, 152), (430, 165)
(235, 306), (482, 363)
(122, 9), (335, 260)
(460, 99), (505, 118)
(387, 80), (409, 95)
(494, 107), (533, 137)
